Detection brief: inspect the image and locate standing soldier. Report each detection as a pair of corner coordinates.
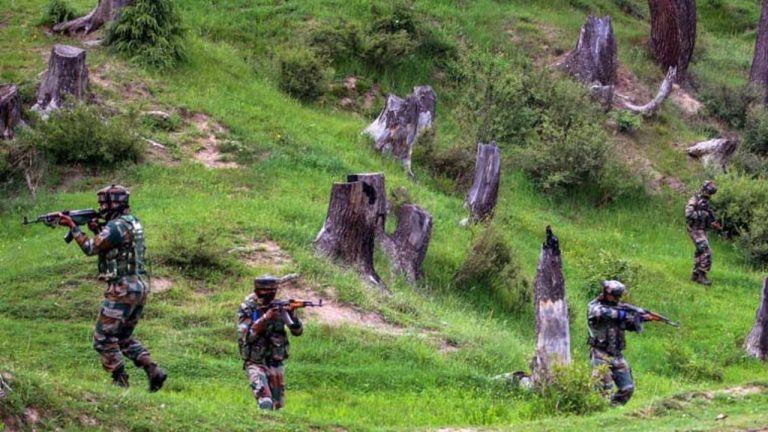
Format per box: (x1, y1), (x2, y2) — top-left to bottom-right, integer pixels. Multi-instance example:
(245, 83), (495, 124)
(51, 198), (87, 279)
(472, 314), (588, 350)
(237, 275), (303, 410)
(685, 180), (721, 286)
(57, 185), (166, 391)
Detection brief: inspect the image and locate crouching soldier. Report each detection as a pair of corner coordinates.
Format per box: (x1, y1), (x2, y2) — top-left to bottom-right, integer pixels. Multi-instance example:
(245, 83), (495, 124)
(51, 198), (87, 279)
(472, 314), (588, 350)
(237, 275), (303, 410)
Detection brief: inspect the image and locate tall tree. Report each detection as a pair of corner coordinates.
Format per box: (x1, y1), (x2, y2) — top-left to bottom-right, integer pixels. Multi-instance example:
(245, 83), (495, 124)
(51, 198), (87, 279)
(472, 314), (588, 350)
(648, 0), (696, 81)
(750, 0), (768, 101)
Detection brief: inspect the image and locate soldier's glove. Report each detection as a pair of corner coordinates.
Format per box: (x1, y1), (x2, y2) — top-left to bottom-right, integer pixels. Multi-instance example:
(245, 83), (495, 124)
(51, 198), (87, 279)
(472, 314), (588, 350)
(57, 213), (76, 229)
(711, 220), (722, 231)
(87, 218), (102, 234)
(263, 308), (280, 321)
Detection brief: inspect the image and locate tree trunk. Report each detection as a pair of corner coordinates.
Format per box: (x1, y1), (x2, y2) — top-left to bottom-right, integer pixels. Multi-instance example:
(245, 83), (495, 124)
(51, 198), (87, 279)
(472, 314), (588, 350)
(532, 226), (571, 386)
(620, 66), (677, 116)
(315, 179), (385, 291)
(0, 84), (22, 139)
(379, 204), (433, 283)
(363, 86), (437, 178)
(33, 45), (89, 113)
(686, 136), (739, 172)
(348, 173), (387, 233)
(53, 0), (134, 36)
(750, 0), (768, 102)
(564, 16), (618, 87)
(648, 0), (696, 82)
(465, 142), (501, 223)
(745, 278), (768, 360)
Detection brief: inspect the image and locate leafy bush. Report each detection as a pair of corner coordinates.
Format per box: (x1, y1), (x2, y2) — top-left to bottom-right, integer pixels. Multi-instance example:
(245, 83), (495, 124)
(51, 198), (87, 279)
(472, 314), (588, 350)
(141, 111), (183, 132)
(661, 341), (724, 382)
(712, 172), (768, 265)
(277, 47), (330, 101)
(699, 83), (762, 129)
(744, 105), (768, 156)
(532, 362), (608, 416)
(42, 0), (76, 25)
(19, 104), (144, 167)
(154, 227), (240, 279)
(580, 250), (642, 298)
(613, 110), (642, 133)
(105, 0), (186, 70)
(411, 126), (475, 188)
(455, 224), (531, 313)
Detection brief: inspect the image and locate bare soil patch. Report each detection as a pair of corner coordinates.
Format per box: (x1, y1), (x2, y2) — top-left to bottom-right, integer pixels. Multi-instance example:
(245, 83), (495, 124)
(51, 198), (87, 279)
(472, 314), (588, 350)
(670, 84), (703, 115)
(187, 112), (239, 169)
(151, 277), (174, 293)
(230, 241), (293, 270)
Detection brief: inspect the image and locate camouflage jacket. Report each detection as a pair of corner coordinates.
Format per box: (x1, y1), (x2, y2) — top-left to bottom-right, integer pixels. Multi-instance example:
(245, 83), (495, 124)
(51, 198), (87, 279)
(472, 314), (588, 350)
(237, 293), (303, 366)
(70, 214), (147, 285)
(587, 298), (642, 356)
(685, 193), (716, 230)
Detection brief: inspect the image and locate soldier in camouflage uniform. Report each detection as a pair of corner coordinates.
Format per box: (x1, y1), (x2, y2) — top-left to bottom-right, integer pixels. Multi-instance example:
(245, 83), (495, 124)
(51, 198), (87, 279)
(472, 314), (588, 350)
(587, 280), (650, 406)
(685, 180), (720, 286)
(57, 185), (166, 391)
(237, 276), (303, 410)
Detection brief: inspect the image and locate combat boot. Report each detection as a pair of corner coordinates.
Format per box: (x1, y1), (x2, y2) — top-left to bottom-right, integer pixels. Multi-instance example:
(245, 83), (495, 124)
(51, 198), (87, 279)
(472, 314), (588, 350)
(111, 366), (130, 388)
(692, 271), (712, 286)
(144, 363), (167, 393)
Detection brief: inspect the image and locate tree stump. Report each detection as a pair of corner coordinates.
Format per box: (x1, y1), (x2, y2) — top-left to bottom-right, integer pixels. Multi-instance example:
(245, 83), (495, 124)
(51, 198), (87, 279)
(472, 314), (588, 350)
(745, 278), (768, 360)
(531, 226), (571, 386)
(465, 142), (501, 223)
(0, 84), (22, 139)
(315, 179), (385, 291)
(686, 137), (739, 172)
(563, 16), (617, 107)
(348, 173), (387, 233)
(53, 0), (134, 35)
(750, 0), (768, 103)
(620, 66), (676, 116)
(363, 85), (437, 177)
(33, 45), (89, 113)
(648, 0), (696, 81)
(379, 204), (433, 283)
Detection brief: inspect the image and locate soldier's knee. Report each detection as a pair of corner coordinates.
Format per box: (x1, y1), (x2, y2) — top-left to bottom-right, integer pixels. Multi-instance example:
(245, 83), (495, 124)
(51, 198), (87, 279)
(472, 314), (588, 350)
(257, 398), (274, 410)
(695, 241), (709, 254)
(612, 385), (634, 405)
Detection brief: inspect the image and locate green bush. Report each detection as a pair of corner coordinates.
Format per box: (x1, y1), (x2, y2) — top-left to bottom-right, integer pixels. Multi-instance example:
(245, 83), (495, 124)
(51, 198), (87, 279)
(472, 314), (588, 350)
(105, 0), (186, 70)
(278, 47), (330, 101)
(712, 172), (768, 265)
(580, 250), (642, 298)
(611, 0), (647, 19)
(532, 362), (608, 416)
(700, 83), (762, 129)
(744, 105), (768, 156)
(455, 224), (531, 313)
(141, 111), (183, 132)
(42, 0), (76, 25)
(154, 227), (240, 279)
(613, 110), (642, 133)
(661, 341), (724, 382)
(19, 104), (144, 167)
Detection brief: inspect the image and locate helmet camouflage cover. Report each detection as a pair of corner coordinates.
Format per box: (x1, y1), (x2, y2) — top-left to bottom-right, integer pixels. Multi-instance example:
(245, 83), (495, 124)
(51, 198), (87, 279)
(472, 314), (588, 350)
(97, 184), (130, 206)
(701, 180), (717, 196)
(254, 275), (280, 291)
(602, 280), (626, 298)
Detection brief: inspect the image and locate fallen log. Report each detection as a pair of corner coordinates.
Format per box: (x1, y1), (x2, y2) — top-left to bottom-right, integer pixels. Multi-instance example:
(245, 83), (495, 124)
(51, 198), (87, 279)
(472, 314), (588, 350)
(686, 137), (739, 172)
(620, 67), (676, 116)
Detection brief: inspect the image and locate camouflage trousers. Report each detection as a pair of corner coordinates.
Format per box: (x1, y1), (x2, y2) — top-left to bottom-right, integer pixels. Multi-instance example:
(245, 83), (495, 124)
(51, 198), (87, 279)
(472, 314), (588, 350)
(93, 275), (153, 373)
(687, 227), (711, 274)
(591, 348), (634, 406)
(244, 362), (285, 410)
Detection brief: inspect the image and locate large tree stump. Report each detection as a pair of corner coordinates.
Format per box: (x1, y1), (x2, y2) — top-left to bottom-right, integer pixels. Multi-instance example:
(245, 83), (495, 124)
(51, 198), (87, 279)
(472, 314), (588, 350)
(348, 173), (387, 233)
(465, 142), (501, 223)
(563, 16), (618, 107)
(363, 85), (437, 178)
(33, 45), (89, 113)
(686, 137), (739, 172)
(315, 179), (385, 291)
(0, 84), (22, 139)
(751, 0), (768, 103)
(379, 204), (433, 283)
(648, 0), (696, 81)
(745, 278), (768, 360)
(620, 66), (676, 116)
(531, 226), (571, 386)
(53, 0), (134, 35)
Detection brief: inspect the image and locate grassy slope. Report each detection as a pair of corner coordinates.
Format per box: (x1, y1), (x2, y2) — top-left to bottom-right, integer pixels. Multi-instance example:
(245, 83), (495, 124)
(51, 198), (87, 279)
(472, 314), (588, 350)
(1, 0), (768, 431)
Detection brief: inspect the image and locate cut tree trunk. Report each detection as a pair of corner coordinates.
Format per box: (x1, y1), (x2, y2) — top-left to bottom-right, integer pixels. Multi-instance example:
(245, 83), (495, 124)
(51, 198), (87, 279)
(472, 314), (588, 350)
(348, 173), (387, 233)
(745, 278), (768, 360)
(363, 85), (437, 178)
(53, 0), (134, 36)
(33, 45), (89, 113)
(0, 84), (22, 139)
(531, 226), (571, 386)
(564, 16), (618, 87)
(315, 179), (385, 291)
(379, 204), (433, 283)
(750, 0), (768, 103)
(621, 66), (676, 116)
(648, 0), (696, 82)
(465, 142), (501, 223)
(686, 136), (739, 172)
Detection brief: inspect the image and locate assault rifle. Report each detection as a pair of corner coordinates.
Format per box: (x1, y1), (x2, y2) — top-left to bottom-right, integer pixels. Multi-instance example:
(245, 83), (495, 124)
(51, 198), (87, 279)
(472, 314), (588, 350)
(617, 303), (679, 328)
(22, 209), (101, 243)
(269, 299), (323, 327)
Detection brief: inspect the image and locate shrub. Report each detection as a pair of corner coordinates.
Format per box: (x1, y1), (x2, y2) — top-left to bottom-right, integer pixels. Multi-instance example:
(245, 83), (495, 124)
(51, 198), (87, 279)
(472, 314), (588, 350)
(42, 0), (76, 25)
(661, 341), (724, 382)
(141, 111), (183, 132)
(744, 105), (768, 156)
(455, 224), (531, 313)
(613, 110), (642, 133)
(19, 103), (144, 167)
(154, 227), (240, 279)
(699, 83), (762, 129)
(277, 47), (330, 101)
(580, 250), (642, 298)
(411, 126), (475, 188)
(532, 362), (608, 416)
(711, 172), (768, 265)
(105, 0), (186, 70)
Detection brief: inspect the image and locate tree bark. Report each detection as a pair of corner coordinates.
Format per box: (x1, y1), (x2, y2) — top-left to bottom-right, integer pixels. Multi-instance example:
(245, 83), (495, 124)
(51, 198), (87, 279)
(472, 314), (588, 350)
(315, 179), (385, 291)
(686, 136), (739, 172)
(750, 0), (768, 102)
(348, 173), (387, 233)
(379, 204), (433, 283)
(621, 66), (677, 116)
(745, 278), (768, 360)
(0, 84), (22, 139)
(564, 16), (618, 87)
(465, 142), (501, 223)
(532, 226), (571, 386)
(53, 0), (134, 36)
(33, 45), (89, 113)
(363, 85), (437, 178)
(648, 0), (696, 82)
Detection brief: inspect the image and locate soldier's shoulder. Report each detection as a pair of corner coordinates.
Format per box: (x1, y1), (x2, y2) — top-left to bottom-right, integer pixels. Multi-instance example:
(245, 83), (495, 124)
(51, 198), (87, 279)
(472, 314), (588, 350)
(240, 293), (258, 309)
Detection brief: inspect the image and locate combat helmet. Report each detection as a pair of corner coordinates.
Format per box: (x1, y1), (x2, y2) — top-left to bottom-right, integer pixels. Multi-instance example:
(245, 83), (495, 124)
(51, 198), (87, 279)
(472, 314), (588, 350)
(602, 280), (626, 298)
(701, 180), (717, 197)
(97, 185), (130, 219)
(254, 275), (280, 291)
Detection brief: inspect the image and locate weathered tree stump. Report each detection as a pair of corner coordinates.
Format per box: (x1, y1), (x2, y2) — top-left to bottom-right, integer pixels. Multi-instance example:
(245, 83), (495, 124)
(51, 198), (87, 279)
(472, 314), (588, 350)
(33, 45), (89, 113)
(745, 278), (768, 360)
(620, 66), (676, 116)
(348, 173), (387, 233)
(531, 226), (571, 386)
(563, 16), (617, 107)
(686, 137), (739, 172)
(379, 204), (433, 283)
(53, 0), (134, 35)
(465, 142), (501, 223)
(363, 85), (437, 178)
(0, 84), (22, 139)
(751, 0), (768, 103)
(648, 0), (696, 81)
(315, 179), (385, 291)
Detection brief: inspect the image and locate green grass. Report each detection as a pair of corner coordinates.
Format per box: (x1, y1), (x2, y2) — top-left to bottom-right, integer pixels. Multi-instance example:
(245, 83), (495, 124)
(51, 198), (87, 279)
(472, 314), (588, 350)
(2, 0), (768, 430)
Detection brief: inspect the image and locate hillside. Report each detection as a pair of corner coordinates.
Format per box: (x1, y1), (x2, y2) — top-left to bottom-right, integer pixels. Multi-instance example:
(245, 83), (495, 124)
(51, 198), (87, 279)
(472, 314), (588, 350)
(2, 0), (768, 431)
